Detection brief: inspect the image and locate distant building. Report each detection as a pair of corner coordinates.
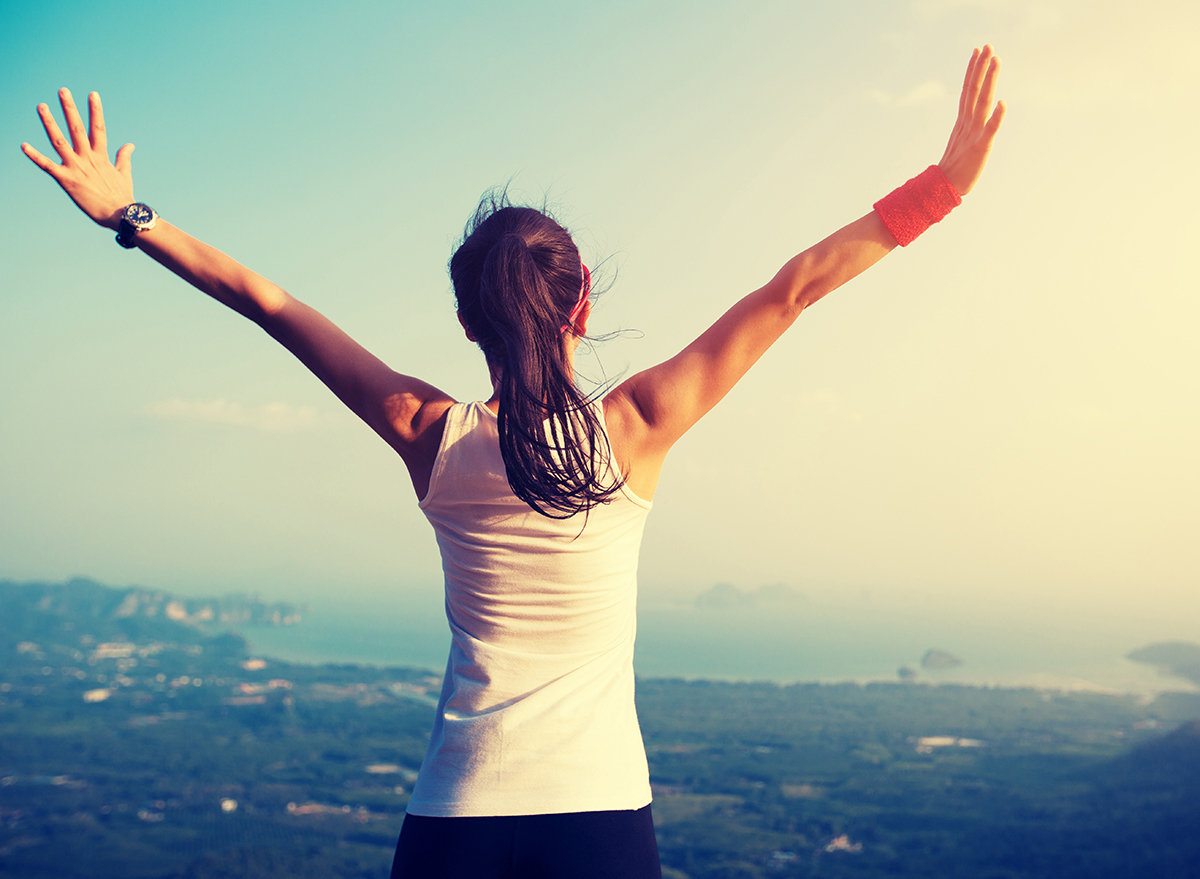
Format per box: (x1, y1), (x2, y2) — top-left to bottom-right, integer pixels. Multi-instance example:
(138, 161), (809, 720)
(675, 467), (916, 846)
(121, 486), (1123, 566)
(92, 642), (135, 659)
(916, 736), (986, 753)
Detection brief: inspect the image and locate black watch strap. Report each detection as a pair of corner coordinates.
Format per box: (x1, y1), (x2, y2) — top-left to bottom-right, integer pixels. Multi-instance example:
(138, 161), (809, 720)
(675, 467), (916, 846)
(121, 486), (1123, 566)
(115, 217), (140, 249)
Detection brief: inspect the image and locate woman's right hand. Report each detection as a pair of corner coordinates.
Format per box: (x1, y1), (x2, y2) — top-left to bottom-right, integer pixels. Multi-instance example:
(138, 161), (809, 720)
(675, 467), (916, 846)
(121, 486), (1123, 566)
(21, 88), (136, 230)
(938, 46), (1006, 197)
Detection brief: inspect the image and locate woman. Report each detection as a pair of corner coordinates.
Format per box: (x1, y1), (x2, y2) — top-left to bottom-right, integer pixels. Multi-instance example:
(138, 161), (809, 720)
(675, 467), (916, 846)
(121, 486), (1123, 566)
(23, 46), (1004, 879)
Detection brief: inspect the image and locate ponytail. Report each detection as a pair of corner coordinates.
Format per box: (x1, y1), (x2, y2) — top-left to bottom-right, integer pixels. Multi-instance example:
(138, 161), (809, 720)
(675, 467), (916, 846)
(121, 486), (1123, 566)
(451, 194), (622, 518)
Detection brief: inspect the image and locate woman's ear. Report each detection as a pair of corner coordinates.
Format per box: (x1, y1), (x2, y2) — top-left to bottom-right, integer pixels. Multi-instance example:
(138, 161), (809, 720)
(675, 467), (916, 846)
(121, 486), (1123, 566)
(457, 312), (477, 342)
(567, 300), (592, 338)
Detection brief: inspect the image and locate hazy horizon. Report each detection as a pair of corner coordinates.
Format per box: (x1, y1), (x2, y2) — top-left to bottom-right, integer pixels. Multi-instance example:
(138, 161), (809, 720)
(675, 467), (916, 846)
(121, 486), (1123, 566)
(14, 572), (1192, 699)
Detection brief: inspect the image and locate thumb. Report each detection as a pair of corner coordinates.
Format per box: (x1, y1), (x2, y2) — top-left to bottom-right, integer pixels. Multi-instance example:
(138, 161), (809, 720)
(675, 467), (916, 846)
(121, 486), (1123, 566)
(115, 142), (135, 176)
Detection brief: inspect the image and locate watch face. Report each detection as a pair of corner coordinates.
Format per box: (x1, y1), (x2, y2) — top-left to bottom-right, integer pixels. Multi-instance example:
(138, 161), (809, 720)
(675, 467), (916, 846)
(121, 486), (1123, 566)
(124, 203), (155, 227)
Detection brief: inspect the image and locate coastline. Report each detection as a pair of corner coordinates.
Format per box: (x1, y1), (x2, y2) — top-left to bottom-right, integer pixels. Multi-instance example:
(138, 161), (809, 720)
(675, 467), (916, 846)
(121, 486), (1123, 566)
(240, 603), (1198, 698)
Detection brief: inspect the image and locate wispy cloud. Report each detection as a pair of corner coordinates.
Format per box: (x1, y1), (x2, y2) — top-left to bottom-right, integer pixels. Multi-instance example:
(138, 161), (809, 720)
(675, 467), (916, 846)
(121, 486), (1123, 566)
(867, 80), (948, 107)
(146, 398), (327, 432)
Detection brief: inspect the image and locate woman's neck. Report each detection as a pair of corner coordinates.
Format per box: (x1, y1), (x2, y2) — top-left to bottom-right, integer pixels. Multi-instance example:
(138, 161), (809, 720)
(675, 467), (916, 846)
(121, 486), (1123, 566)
(483, 341), (578, 414)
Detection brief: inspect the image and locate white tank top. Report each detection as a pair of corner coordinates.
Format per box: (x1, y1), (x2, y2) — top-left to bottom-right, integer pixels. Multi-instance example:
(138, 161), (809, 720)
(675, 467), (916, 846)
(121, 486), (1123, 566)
(408, 400), (654, 817)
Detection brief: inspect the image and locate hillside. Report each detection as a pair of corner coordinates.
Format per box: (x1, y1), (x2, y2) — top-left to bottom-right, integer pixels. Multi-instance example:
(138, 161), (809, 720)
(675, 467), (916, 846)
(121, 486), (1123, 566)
(0, 577), (304, 651)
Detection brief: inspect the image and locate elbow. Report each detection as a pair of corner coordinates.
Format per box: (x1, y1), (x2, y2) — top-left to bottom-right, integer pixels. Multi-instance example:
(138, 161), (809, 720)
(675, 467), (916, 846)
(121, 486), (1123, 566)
(777, 278), (818, 322)
(783, 262), (836, 315)
(241, 279), (290, 324)
(790, 281), (826, 316)
(775, 253), (820, 317)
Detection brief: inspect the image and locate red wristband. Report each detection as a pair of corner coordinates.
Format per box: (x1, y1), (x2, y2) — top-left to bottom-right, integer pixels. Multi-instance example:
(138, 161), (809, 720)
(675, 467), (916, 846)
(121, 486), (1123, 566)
(873, 165), (962, 247)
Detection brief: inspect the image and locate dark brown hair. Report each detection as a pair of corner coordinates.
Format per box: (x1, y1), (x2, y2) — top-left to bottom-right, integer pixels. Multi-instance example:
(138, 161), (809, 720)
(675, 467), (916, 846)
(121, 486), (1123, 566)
(450, 192), (622, 518)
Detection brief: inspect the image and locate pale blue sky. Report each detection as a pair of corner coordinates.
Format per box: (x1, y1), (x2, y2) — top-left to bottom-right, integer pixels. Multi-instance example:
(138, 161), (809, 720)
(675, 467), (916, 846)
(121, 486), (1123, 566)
(3, 0), (1198, 643)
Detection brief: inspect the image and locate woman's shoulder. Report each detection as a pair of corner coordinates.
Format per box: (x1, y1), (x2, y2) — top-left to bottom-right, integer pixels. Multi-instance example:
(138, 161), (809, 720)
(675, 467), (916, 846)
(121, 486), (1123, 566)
(601, 390), (666, 502)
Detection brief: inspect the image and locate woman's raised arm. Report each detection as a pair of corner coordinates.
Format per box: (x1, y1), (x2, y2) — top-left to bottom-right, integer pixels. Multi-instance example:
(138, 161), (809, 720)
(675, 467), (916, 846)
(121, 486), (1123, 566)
(22, 89), (454, 491)
(604, 46), (1005, 500)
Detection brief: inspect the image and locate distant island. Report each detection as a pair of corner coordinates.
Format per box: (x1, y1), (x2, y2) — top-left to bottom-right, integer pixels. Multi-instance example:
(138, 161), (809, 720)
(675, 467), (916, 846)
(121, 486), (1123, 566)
(895, 650), (964, 682)
(921, 649), (964, 671)
(1128, 642), (1200, 688)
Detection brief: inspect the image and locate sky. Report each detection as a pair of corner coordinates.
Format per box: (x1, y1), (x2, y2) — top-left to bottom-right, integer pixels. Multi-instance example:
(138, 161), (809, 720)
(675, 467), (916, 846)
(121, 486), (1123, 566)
(2, 0), (1198, 645)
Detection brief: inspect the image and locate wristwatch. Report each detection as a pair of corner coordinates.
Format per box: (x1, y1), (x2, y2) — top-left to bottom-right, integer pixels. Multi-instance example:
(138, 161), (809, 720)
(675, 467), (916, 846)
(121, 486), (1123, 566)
(115, 203), (158, 249)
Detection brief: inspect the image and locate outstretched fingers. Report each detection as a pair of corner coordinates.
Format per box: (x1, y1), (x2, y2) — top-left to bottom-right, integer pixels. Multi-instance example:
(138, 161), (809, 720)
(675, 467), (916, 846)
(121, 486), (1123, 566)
(58, 88), (89, 154)
(973, 54), (1001, 130)
(986, 99), (1007, 138)
(963, 46), (994, 126)
(958, 47), (980, 120)
(114, 142), (135, 177)
(20, 141), (63, 179)
(37, 102), (73, 164)
(25, 89), (137, 225)
(89, 91), (107, 154)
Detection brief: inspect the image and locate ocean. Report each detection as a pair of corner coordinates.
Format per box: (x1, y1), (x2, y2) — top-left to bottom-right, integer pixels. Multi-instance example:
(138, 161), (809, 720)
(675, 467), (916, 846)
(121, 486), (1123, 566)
(239, 589), (1195, 696)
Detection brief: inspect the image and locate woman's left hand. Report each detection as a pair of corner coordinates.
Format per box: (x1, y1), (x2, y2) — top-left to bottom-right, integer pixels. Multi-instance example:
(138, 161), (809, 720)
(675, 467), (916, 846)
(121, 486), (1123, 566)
(21, 88), (136, 230)
(938, 45), (1006, 196)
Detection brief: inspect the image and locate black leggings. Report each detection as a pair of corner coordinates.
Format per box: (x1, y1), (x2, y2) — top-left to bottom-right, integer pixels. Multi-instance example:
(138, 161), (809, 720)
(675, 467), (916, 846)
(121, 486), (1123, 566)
(390, 805), (662, 879)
